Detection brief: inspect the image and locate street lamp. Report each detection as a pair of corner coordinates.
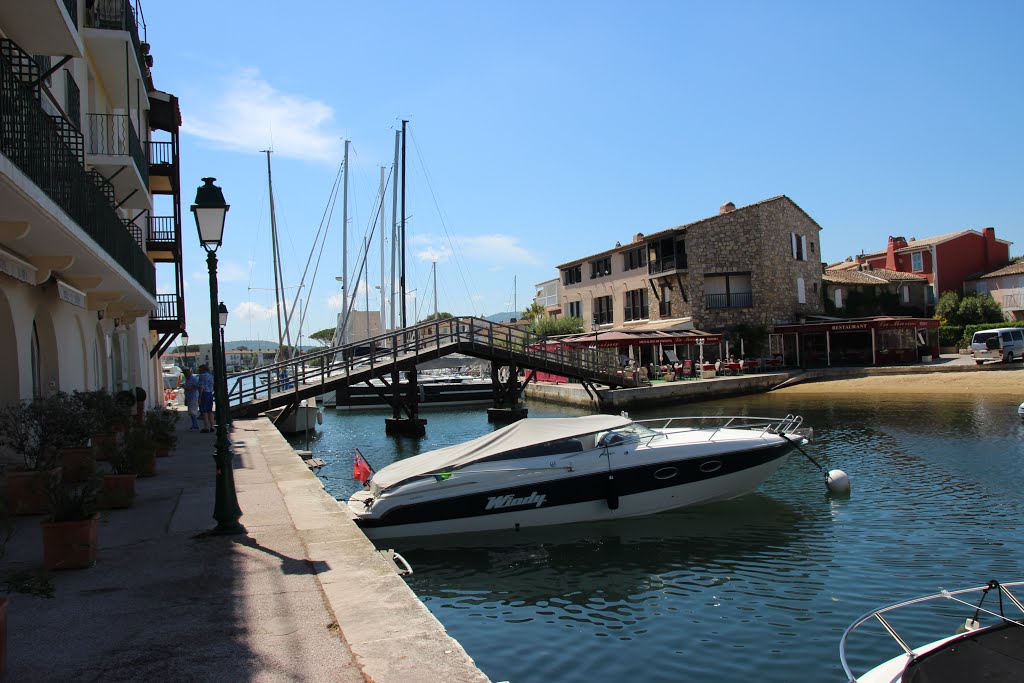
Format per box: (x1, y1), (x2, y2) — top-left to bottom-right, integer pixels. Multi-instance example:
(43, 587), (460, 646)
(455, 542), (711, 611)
(218, 302), (228, 371)
(181, 330), (189, 370)
(191, 177), (244, 536)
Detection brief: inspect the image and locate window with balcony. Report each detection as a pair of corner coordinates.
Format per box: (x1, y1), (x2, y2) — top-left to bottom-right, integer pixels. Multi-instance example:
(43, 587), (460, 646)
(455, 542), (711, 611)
(562, 265), (582, 285)
(567, 301), (581, 318)
(624, 288), (649, 321)
(593, 295), (613, 325)
(659, 285), (672, 317)
(622, 246), (647, 272)
(911, 252), (923, 272)
(648, 236), (687, 275)
(705, 273), (753, 309)
(590, 257), (612, 279)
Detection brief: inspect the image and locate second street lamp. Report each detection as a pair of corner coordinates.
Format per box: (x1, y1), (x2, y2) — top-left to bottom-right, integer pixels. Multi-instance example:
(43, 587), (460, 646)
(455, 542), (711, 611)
(191, 177), (244, 536)
(181, 330), (189, 370)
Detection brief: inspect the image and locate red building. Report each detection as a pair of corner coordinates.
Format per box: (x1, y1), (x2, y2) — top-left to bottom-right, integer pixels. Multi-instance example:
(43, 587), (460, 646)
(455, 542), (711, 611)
(849, 228), (1012, 306)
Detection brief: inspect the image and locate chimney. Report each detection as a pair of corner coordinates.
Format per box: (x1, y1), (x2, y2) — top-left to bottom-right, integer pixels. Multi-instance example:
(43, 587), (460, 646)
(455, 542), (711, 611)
(885, 235), (907, 271)
(719, 202), (736, 215)
(982, 227), (999, 269)
(633, 232), (644, 243)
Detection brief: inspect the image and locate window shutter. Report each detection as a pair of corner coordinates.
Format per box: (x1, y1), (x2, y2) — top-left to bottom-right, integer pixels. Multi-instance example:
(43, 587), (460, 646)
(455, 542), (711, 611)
(801, 235), (808, 261)
(797, 277), (806, 304)
(791, 233), (797, 258)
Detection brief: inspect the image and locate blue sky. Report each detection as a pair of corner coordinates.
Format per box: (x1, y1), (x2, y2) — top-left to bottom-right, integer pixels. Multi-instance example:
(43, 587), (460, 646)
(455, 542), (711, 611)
(143, 1), (1024, 344)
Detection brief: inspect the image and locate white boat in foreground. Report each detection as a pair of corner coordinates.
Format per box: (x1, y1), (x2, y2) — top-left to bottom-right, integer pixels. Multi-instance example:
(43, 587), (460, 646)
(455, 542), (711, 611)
(840, 579), (1024, 682)
(265, 400), (322, 434)
(348, 413), (809, 540)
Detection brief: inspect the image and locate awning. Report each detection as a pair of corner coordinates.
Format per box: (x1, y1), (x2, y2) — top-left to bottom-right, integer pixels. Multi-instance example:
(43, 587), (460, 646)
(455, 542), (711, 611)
(562, 329), (723, 348)
(774, 317), (940, 335)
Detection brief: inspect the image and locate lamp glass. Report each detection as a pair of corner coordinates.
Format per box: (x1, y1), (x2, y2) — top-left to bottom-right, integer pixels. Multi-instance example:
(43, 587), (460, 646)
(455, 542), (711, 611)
(194, 207), (227, 246)
(218, 302), (228, 327)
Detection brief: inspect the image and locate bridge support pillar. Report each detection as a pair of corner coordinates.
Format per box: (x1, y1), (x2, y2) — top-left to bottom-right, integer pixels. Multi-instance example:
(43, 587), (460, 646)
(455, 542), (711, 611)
(385, 417), (427, 437)
(487, 407), (527, 423)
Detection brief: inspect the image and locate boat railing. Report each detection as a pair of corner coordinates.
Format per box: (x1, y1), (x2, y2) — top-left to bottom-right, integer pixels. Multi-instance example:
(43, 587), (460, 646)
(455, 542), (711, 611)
(839, 580), (1024, 682)
(634, 415), (804, 439)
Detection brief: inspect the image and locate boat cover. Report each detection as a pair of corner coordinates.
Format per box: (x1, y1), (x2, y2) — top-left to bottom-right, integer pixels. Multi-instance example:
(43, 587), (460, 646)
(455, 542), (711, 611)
(371, 414), (632, 490)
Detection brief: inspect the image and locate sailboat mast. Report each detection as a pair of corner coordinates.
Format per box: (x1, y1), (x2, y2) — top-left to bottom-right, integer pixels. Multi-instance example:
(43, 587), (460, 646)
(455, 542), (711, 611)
(399, 120), (408, 329)
(432, 261), (438, 319)
(379, 166), (386, 335)
(390, 131), (399, 333)
(264, 150), (286, 360)
(341, 139), (350, 346)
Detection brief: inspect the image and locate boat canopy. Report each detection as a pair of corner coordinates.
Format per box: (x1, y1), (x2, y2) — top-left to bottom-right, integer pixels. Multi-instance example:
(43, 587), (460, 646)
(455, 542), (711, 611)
(371, 414), (633, 491)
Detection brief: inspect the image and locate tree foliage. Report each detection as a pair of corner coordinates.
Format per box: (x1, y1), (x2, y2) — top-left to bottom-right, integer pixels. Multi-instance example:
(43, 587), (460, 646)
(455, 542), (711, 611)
(309, 327), (336, 347)
(521, 302), (547, 323)
(935, 291), (1004, 327)
(420, 312), (454, 322)
(531, 315), (584, 337)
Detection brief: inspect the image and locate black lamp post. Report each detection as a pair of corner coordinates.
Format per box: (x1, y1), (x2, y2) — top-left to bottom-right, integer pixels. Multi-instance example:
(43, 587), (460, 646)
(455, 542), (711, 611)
(191, 177), (244, 535)
(181, 330), (189, 370)
(219, 302), (232, 427)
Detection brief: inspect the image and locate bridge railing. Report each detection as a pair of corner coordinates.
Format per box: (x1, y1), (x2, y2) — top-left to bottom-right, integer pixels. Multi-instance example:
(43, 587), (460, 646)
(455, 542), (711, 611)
(226, 316), (625, 407)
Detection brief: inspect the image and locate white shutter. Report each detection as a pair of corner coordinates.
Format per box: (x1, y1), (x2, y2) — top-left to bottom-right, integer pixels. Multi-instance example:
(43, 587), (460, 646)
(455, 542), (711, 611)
(797, 277), (806, 304)
(801, 235), (808, 261)
(791, 233), (797, 258)
(834, 289), (843, 308)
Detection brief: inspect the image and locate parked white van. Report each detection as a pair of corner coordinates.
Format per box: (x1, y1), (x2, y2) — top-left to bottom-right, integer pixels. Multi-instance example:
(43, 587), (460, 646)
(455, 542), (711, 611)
(970, 327), (1024, 364)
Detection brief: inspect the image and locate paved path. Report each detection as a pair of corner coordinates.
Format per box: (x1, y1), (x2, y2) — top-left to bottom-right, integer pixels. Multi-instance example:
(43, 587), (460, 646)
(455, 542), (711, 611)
(2, 413), (488, 682)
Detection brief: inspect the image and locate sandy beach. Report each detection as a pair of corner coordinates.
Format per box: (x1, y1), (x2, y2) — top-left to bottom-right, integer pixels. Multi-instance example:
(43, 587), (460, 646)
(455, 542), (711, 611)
(775, 369), (1024, 397)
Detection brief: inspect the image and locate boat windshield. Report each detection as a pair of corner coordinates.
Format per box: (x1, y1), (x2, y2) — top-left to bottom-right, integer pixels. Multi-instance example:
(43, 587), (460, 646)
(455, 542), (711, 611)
(599, 422), (664, 447)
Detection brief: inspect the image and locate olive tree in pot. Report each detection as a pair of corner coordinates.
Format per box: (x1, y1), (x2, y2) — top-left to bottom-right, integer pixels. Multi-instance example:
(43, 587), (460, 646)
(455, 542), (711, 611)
(75, 390), (125, 460)
(41, 474), (100, 570)
(0, 398), (64, 515)
(96, 423), (154, 508)
(53, 393), (99, 485)
(144, 407), (179, 457)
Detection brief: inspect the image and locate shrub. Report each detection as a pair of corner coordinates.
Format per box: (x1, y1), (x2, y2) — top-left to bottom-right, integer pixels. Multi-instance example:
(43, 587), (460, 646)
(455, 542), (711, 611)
(938, 326), (964, 347)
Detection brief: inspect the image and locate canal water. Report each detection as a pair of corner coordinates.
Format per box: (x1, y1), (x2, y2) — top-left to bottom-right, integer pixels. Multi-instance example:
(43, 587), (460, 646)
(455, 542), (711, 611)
(288, 391), (1024, 682)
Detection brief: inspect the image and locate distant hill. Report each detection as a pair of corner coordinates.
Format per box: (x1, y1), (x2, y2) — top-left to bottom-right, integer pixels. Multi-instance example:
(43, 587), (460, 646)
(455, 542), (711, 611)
(226, 340), (314, 351)
(484, 311), (520, 323)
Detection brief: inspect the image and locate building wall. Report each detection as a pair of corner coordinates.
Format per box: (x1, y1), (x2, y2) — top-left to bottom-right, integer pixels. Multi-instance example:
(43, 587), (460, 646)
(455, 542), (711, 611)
(971, 273), (1024, 321)
(824, 281), (930, 315)
(659, 198), (824, 331)
(934, 234), (1010, 297)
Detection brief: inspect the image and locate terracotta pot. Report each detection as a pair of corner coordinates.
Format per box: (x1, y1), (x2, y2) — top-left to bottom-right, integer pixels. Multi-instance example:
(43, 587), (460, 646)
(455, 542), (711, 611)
(91, 432), (121, 461)
(135, 449), (157, 478)
(41, 513), (100, 570)
(100, 473), (137, 509)
(155, 444), (171, 458)
(5, 469), (60, 515)
(0, 596), (7, 674)
(60, 447), (96, 483)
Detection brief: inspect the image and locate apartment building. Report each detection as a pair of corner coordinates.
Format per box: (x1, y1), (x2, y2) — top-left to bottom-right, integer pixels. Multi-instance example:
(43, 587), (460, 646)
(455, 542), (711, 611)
(556, 196), (824, 341)
(966, 261), (1024, 322)
(0, 0), (185, 404)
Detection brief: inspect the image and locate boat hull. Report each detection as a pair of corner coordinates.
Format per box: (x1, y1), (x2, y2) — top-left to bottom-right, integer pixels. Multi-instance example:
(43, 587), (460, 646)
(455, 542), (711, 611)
(350, 440), (792, 540)
(265, 404), (321, 434)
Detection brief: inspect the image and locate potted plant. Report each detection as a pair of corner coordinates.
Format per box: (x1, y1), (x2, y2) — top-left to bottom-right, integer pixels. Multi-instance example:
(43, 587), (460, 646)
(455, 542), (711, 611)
(0, 399), (62, 515)
(144, 407), (179, 458)
(96, 430), (140, 509)
(123, 420), (157, 478)
(41, 476), (100, 570)
(76, 390), (125, 460)
(54, 393), (99, 484)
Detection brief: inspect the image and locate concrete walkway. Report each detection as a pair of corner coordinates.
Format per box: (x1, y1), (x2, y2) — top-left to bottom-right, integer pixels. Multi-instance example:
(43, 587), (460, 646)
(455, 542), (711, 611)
(1, 413), (488, 682)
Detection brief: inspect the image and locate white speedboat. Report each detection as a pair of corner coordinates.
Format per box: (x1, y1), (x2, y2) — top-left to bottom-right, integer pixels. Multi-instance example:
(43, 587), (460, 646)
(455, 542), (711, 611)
(265, 400), (322, 434)
(347, 413), (808, 540)
(840, 580), (1024, 682)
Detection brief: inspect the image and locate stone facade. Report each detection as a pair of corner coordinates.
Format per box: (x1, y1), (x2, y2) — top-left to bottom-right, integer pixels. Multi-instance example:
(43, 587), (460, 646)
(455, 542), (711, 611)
(557, 196), (825, 338)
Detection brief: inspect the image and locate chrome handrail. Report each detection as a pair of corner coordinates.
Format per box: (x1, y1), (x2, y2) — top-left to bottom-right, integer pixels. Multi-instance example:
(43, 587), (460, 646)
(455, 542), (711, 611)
(633, 415), (804, 438)
(839, 580), (1024, 682)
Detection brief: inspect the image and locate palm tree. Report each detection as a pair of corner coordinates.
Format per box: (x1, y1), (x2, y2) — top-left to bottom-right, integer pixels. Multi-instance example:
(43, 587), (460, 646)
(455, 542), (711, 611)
(521, 302), (547, 323)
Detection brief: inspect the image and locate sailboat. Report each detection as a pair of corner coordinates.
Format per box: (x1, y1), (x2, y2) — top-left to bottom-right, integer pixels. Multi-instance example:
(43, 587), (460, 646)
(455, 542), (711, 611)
(259, 149), (323, 434)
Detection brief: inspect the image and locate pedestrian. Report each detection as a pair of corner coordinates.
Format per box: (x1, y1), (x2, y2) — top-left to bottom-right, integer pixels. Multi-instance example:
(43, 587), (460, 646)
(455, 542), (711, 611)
(183, 368), (201, 431)
(197, 364), (215, 433)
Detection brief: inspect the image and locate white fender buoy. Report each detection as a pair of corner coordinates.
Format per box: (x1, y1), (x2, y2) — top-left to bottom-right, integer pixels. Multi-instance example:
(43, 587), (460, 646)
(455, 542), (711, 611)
(826, 469), (850, 494)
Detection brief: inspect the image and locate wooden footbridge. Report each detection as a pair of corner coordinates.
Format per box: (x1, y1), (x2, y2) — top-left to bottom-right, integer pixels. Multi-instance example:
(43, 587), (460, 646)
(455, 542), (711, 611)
(227, 316), (634, 432)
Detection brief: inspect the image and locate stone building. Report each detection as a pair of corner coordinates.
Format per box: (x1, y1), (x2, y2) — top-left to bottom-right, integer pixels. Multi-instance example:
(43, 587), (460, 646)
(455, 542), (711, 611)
(823, 262), (930, 316)
(556, 196), (825, 350)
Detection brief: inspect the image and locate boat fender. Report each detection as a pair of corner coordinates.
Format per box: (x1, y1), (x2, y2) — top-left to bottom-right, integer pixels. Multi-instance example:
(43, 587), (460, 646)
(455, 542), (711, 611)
(826, 469), (850, 494)
(605, 474), (619, 510)
(316, 410), (323, 425)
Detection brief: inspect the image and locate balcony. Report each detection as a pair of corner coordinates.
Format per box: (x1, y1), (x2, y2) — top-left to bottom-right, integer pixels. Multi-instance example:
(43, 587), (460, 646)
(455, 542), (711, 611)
(81, 0), (149, 109)
(0, 49), (155, 296)
(146, 215), (179, 261)
(150, 292), (184, 335)
(649, 255), (687, 276)
(148, 140), (177, 195)
(85, 113), (150, 209)
(0, 0), (83, 58)
(705, 292), (753, 310)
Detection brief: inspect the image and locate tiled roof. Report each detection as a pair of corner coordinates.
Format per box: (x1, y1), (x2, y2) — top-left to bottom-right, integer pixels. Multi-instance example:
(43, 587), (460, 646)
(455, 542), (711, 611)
(894, 229), (974, 252)
(827, 260), (861, 271)
(977, 261), (1024, 279)
(823, 268), (926, 285)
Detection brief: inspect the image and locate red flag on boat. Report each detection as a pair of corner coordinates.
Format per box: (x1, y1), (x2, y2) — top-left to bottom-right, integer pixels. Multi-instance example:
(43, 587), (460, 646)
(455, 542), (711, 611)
(353, 449), (374, 484)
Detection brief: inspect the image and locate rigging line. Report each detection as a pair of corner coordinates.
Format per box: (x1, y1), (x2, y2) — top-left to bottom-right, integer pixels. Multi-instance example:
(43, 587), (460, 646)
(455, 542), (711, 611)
(409, 127), (479, 315)
(282, 160), (345, 350)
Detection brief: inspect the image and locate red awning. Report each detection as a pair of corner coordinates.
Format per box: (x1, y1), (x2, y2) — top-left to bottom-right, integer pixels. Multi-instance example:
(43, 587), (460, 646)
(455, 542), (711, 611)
(774, 317), (939, 335)
(561, 330), (723, 348)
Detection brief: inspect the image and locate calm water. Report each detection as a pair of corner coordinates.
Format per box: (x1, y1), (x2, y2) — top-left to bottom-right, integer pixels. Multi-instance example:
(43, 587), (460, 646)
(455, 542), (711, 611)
(289, 392), (1024, 682)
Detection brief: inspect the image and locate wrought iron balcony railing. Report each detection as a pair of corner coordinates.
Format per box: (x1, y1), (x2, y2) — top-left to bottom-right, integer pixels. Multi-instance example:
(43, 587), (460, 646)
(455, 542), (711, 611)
(86, 113), (149, 185)
(0, 48), (155, 295)
(705, 292), (753, 310)
(86, 0), (147, 74)
(153, 293), (181, 321)
(63, 0), (79, 28)
(149, 140), (173, 165)
(149, 215), (175, 242)
(649, 255), (687, 275)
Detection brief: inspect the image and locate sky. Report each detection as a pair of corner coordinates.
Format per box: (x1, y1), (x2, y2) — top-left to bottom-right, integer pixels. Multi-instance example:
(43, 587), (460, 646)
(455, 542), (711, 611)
(143, 1), (1024, 345)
